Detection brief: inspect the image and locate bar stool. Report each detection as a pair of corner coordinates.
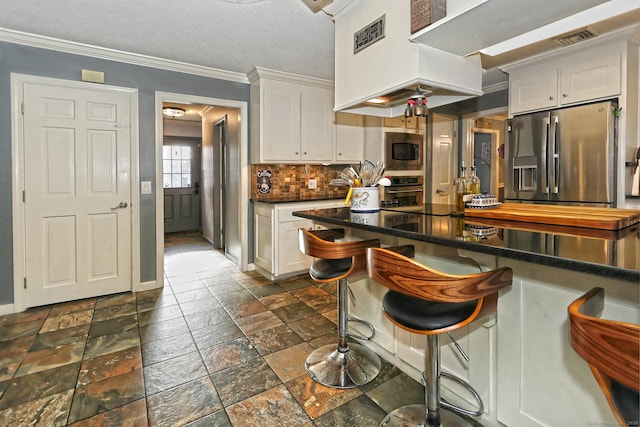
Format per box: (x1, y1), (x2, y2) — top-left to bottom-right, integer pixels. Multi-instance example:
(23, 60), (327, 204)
(568, 287), (639, 427)
(366, 247), (513, 427)
(298, 228), (382, 389)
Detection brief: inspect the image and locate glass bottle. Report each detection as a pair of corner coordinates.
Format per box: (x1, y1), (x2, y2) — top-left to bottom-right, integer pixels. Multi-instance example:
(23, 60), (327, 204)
(468, 160), (481, 195)
(455, 160), (467, 214)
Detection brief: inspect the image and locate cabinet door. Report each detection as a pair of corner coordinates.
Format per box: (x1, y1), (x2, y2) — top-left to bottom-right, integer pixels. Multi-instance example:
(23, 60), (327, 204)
(559, 53), (621, 105)
(300, 85), (333, 162)
(509, 70), (558, 115)
(263, 80), (301, 161)
(276, 219), (313, 275)
(335, 112), (365, 163)
(253, 204), (274, 271)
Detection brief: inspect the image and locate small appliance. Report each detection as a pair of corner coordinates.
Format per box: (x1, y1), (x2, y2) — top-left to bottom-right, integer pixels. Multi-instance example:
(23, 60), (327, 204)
(385, 132), (424, 171)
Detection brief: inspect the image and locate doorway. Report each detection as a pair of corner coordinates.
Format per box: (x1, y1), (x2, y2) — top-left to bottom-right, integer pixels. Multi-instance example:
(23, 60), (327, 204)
(155, 92), (249, 289)
(462, 109), (508, 200)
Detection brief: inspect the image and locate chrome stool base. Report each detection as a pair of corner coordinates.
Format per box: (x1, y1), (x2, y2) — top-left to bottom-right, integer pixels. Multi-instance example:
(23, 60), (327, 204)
(379, 404), (482, 427)
(305, 342), (381, 389)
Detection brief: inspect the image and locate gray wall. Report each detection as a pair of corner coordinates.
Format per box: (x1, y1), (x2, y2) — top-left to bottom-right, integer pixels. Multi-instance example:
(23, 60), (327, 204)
(0, 41), (250, 305)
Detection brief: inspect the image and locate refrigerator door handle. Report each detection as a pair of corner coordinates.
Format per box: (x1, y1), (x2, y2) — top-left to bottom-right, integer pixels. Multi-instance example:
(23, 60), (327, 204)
(541, 116), (550, 193)
(550, 115), (559, 194)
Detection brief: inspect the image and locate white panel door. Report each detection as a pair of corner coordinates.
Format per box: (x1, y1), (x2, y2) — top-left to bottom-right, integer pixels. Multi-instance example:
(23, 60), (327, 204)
(23, 82), (132, 307)
(431, 114), (455, 205)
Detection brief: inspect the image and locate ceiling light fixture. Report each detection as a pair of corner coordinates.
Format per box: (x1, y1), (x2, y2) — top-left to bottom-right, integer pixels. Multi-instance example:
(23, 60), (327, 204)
(404, 84), (429, 118)
(162, 107), (185, 118)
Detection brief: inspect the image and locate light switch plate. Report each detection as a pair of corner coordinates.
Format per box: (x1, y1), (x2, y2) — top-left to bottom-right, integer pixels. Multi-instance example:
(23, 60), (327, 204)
(308, 179), (317, 189)
(141, 181), (152, 194)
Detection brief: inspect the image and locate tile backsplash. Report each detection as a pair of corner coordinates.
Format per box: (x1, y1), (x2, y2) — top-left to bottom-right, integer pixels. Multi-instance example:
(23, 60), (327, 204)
(251, 164), (349, 201)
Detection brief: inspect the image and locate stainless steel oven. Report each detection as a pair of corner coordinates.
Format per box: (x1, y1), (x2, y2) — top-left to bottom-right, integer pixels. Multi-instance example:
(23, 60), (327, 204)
(385, 132), (424, 171)
(381, 175), (424, 206)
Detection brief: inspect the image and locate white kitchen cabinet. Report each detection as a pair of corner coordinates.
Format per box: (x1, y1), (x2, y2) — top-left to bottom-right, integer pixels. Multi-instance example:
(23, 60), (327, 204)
(253, 203), (275, 273)
(496, 258), (638, 427)
(253, 200), (345, 280)
(249, 67), (334, 163)
(335, 112), (365, 163)
(506, 44), (621, 115)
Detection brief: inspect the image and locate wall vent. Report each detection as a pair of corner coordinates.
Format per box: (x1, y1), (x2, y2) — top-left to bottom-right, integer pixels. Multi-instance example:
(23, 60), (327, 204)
(552, 27), (598, 47)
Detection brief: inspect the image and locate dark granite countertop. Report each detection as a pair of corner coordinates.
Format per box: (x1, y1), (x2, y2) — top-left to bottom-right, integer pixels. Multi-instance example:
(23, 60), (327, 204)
(293, 206), (640, 283)
(252, 197), (344, 204)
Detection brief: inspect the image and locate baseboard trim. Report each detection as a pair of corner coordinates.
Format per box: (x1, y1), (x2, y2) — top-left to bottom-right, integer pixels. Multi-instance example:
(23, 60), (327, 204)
(0, 304), (16, 315)
(136, 280), (160, 292)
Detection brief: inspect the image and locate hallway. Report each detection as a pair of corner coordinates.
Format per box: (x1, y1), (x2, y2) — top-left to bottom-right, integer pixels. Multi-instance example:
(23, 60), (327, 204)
(0, 231), (423, 426)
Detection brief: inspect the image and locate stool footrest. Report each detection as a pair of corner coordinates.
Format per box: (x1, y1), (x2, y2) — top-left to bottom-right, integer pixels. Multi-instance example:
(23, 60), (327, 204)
(438, 371), (484, 417)
(346, 317), (375, 341)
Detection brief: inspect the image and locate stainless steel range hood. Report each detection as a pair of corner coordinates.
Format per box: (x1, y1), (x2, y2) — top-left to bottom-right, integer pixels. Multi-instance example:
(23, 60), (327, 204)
(332, 0), (484, 117)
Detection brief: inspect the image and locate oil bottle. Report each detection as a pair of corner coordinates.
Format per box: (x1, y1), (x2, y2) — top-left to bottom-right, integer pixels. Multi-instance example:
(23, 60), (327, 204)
(467, 160), (481, 195)
(455, 160), (467, 214)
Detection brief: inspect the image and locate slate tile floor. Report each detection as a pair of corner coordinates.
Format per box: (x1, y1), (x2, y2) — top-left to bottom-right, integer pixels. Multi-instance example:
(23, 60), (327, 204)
(0, 231), (424, 426)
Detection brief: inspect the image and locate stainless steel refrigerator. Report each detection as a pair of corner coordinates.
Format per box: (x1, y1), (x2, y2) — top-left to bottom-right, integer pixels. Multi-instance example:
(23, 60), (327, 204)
(505, 100), (617, 207)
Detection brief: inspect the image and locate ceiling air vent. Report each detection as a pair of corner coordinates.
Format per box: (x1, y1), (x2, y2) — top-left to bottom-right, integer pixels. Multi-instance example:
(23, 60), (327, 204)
(552, 28), (598, 47)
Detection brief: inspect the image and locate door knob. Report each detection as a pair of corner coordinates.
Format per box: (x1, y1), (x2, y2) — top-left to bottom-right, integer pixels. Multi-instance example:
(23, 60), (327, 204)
(111, 202), (128, 210)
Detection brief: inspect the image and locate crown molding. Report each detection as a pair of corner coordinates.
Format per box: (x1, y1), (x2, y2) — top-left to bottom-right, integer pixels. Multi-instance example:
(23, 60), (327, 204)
(0, 27), (250, 84)
(483, 81), (508, 94)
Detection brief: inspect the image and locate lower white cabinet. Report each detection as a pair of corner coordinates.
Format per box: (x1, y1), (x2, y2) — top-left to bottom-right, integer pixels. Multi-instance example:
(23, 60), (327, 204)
(253, 200), (345, 280)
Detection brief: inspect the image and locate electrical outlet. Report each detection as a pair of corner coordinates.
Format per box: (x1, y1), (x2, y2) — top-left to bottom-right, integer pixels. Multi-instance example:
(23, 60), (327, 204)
(308, 178), (317, 189)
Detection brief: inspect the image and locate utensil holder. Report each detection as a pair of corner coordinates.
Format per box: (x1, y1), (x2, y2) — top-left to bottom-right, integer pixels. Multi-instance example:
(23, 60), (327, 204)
(351, 187), (380, 212)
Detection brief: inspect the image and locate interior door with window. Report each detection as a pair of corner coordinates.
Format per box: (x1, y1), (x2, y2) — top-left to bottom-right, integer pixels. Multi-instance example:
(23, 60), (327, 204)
(163, 138), (201, 233)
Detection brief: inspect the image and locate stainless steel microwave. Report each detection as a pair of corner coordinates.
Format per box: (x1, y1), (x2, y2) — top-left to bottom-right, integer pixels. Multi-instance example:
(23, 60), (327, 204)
(385, 132), (424, 170)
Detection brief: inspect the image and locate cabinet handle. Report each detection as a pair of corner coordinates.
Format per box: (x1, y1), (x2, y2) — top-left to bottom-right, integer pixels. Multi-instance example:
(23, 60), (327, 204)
(562, 93), (568, 98)
(295, 151), (299, 155)
(303, 152), (307, 155)
(338, 152), (342, 156)
(549, 96), (554, 100)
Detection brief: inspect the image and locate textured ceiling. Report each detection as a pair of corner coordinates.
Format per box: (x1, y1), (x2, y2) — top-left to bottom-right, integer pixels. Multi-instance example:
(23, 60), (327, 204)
(0, 0), (336, 80)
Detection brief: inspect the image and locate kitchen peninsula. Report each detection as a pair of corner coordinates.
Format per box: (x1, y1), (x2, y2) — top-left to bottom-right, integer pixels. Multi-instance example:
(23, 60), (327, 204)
(293, 205), (639, 426)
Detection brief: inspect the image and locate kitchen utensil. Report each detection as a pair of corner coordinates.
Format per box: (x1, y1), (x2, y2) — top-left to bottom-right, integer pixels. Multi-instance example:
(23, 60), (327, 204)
(344, 186), (354, 205)
(372, 161), (385, 184)
(341, 167), (359, 185)
(340, 168), (355, 186)
(358, 160), (376, 186)
(329, 178), (349, 186)
(375, 177), (391, 187)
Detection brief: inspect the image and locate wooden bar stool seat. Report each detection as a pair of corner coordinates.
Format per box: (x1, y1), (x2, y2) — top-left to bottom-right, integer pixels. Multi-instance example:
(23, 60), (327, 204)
(367, 247), (513, 427)
(298, 228), (382, 388)
(568, 287), (639, 427)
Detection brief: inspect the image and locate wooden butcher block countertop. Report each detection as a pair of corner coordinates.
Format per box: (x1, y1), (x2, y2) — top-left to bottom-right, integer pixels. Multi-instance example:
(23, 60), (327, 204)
(464, 203), (640, 230)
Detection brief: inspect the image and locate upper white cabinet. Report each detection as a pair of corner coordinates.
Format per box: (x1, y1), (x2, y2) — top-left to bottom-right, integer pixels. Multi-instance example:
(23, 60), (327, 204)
(503, 33), (626, 116)
(508, 53), (621, 115)
(250, 67), (334, 163)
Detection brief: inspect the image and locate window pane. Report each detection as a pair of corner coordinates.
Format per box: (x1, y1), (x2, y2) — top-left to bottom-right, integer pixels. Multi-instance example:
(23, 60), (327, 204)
(171, 175), (181, 188)
(181, 146), (191, 160)
(163, 160), (171, 174)
(182, 175), (191, 187)
(171, 147), (181, 159)
(171, 160), (181, 174)
(163, 146), (172, 160)
(163, 174), (172, 188)
(181, 160), (191, 173)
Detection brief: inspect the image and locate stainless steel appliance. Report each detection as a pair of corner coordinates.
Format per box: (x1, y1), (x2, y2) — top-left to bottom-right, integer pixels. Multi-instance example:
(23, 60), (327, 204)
(385, 132), (424, 171)
(505, 100), (617, 207)
(381, 175), (424, 206)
